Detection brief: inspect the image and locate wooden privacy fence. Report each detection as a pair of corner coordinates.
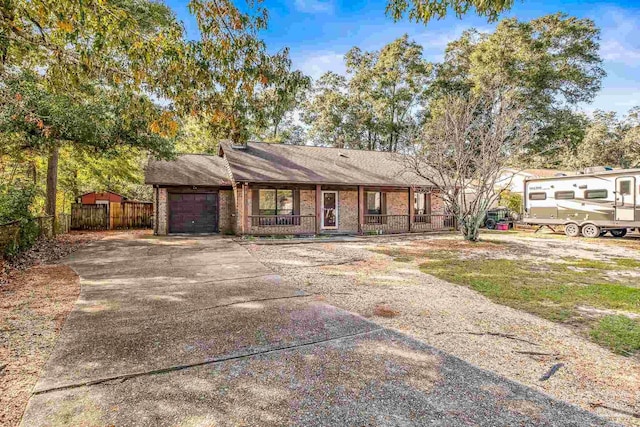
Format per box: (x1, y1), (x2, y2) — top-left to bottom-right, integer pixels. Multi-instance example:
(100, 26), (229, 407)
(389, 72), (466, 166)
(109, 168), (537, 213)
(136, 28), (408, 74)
(71, 204), (108, 230)
(109, 202), (153, 229)
(71, 202), (153, 230)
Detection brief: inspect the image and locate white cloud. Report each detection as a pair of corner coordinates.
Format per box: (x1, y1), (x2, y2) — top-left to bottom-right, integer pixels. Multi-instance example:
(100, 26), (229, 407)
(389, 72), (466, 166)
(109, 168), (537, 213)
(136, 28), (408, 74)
(587, 87), (640, 115)
(295, 51), (345, 80)
(600, 40), (640, 65)
(294, 0), (333, 14)
(597, 9), (640, 67)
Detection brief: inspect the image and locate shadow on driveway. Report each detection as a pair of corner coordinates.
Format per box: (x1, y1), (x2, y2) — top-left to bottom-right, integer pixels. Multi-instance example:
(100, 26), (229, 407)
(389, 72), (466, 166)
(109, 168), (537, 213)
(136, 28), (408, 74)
(21, 235), (617, 426)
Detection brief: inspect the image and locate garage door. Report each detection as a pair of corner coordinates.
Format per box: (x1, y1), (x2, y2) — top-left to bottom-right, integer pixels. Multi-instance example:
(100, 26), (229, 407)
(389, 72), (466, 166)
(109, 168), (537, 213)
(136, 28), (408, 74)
(168, 193), (218, 234)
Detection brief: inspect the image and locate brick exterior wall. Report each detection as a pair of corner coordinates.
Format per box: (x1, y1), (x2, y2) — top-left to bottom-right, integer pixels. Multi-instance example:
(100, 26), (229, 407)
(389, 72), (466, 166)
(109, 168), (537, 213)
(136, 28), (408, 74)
(155, 187), (168, 235)
(337, 190), (358, 233)
(300, 189), (315, 216)
(431, 190), (446, 214)
(218, 189), (235, 234)
(386, 190), (409, 215)
(152, 184), (449, 236)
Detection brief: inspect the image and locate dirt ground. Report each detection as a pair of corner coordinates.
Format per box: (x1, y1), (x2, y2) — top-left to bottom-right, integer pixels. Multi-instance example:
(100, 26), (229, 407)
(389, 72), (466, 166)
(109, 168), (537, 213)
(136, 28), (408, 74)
(248, 231), (640, 427)
(0, 230), (146, 427)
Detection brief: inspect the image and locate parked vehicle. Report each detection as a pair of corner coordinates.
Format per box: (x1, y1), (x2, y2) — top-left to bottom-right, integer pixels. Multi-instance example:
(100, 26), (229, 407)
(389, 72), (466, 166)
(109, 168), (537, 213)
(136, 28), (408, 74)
(522, 167), (640, 238)
(484, 207), (515, 229)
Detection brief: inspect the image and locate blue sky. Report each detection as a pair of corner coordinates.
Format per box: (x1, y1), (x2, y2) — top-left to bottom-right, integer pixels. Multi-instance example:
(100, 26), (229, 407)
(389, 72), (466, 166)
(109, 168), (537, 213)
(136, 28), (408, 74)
(165, 0), (640, 115)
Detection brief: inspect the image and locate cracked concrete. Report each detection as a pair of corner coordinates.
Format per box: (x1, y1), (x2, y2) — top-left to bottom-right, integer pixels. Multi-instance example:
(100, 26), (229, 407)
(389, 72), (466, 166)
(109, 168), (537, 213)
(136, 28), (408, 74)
(20, 235), (618, 426)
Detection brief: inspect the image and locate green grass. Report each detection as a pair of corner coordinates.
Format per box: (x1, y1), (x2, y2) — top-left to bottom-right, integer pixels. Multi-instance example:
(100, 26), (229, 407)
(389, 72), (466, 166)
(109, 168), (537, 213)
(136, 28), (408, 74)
(560, 257), (613, 270)
(419, 254), (640, 355)
(613, 258), (640, 268)
(590, 315), (640, 356)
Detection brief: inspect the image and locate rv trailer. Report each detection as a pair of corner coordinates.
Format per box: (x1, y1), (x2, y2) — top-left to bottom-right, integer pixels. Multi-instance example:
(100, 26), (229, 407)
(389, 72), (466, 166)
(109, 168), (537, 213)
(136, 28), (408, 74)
(522, 168), (640, 238)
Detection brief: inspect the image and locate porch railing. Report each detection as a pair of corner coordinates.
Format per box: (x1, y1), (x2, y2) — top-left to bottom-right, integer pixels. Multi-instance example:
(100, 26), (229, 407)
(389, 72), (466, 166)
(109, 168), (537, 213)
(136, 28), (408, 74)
(362, 215), (410, 234)
(248, 215), (316, 235)
(360, 214), (456, 234)
(411, 214), (456, 232)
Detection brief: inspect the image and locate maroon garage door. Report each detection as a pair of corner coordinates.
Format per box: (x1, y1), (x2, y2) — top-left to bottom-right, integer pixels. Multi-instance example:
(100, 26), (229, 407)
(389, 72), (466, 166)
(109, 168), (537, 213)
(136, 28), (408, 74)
(168, 193), (218, 234)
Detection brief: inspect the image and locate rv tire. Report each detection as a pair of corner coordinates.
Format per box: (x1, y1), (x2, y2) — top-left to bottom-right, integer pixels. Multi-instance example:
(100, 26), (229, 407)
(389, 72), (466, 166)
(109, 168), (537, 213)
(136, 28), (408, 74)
(610, 229), (627, 238)
(581, 224), (601, 238)
(564, 223), (580, 237)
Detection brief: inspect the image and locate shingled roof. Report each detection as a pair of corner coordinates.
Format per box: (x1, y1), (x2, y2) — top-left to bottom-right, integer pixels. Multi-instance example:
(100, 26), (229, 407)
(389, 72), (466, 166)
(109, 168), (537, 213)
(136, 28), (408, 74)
(145, 154), (232, 186)
(220, 142), (430, 186)
(145, 142), (432, 187)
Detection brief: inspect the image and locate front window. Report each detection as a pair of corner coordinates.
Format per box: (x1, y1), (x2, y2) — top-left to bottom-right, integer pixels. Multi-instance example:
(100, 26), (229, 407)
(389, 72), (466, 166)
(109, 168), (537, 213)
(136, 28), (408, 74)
(414, 193), (431, 215)
(366, 192), (382, 214)
(529, 192), (546, 200)
(414, 192), (431, 222)
(259, 189), (294, 215)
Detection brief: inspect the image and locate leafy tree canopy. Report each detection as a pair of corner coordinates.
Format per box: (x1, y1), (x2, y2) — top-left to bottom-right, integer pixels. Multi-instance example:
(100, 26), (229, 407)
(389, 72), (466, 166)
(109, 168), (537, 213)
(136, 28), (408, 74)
(303, 35), (432, 151)
(432, 13), (605, 156)
(386, 0), (515, 24)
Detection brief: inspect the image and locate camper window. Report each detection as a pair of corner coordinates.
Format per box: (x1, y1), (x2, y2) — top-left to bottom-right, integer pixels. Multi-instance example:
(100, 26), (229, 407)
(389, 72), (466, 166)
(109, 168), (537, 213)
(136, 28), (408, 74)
(529, 192), (546, 200)
(585, 189), (608, 199)
(619, 180), (632, 195)
(555, 191), (575, 200)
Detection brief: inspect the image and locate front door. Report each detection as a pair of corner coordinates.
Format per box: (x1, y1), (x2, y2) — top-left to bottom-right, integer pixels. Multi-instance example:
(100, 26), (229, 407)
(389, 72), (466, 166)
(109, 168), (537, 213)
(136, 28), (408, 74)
(615, 177), (636, 221)
(321, 191), (338, 229)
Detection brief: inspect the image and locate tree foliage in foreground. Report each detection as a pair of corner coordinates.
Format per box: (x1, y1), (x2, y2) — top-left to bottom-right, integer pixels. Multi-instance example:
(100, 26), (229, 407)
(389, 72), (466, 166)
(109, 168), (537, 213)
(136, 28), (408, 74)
(386, 0), (515, 24)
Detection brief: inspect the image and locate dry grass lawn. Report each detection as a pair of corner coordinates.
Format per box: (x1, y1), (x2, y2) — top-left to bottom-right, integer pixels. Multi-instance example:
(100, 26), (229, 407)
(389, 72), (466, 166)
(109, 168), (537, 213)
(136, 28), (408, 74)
(249, 231), (640, 427)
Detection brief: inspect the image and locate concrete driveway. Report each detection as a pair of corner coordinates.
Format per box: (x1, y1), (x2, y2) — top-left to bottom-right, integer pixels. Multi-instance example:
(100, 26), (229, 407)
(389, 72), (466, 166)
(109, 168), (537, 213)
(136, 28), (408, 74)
(21, 235), (616, 426)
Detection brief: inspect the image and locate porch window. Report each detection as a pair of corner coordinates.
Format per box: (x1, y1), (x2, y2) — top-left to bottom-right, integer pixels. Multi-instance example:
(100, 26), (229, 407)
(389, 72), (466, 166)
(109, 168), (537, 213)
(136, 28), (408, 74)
(414, 192), (431, 222)
(258, 189), (293, 215)
(366, 192), (382, 214)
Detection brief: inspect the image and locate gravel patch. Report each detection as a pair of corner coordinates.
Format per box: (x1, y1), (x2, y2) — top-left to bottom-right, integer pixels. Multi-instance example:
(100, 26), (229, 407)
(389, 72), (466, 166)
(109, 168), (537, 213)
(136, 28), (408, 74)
(248, 234), (640, 427)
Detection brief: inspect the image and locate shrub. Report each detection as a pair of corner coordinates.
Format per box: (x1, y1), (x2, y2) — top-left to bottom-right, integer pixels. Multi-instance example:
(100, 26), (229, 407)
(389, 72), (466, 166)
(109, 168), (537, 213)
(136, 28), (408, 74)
(0, 181), (38, 256)
(499, 190), (523, 214)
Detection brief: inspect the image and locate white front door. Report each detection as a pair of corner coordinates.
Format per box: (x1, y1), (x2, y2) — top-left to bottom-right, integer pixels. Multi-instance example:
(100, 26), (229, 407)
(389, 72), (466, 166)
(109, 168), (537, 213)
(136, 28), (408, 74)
(321, 191), (338, 229)
(615, 177), (636, 221)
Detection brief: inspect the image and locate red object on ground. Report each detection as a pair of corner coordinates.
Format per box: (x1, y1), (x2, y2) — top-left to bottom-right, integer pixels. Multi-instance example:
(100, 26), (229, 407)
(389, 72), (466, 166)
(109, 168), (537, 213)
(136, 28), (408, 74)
(496, 223), (509, 231)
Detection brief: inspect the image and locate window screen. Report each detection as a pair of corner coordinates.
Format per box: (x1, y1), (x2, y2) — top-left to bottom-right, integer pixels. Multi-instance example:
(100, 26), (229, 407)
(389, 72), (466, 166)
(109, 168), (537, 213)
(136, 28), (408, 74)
(554, 191), (574, 200)
(366, 192), (382, 214)
(585, 189), (608, 199)
(529, 192), (546, 200)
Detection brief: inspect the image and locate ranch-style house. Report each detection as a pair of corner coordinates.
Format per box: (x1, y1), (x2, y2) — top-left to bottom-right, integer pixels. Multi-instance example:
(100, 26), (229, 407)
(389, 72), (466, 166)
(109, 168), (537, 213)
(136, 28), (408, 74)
(145, 141), (455, 236)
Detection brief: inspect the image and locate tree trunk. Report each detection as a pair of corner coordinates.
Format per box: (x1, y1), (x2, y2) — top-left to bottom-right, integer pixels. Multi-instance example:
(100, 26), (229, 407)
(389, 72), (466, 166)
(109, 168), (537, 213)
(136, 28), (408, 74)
(45, 144), (59, 234)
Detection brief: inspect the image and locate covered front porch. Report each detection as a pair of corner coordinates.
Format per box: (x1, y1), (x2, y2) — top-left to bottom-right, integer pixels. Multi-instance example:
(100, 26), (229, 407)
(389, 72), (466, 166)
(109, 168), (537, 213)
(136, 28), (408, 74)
(237, 184), (456, 236)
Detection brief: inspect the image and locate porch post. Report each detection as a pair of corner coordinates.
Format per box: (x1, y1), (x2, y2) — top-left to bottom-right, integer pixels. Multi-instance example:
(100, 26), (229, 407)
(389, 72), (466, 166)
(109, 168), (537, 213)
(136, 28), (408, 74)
(242, 183), (248, 235)
(358, 185), (364, 234)
(315, 184), (321, 234)
(409, 186), (414, 233)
